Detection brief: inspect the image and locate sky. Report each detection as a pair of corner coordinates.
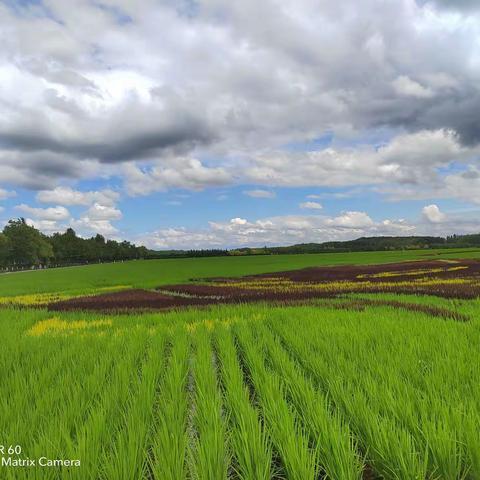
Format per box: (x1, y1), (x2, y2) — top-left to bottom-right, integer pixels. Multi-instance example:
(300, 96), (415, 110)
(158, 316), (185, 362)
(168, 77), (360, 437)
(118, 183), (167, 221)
(1, 0), (480, 249)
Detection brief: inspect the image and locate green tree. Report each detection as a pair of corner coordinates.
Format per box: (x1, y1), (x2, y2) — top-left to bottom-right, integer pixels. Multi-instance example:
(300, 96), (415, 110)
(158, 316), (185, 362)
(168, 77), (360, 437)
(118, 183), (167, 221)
(3, 218), (53, 267)
(0, 233), (9, 267)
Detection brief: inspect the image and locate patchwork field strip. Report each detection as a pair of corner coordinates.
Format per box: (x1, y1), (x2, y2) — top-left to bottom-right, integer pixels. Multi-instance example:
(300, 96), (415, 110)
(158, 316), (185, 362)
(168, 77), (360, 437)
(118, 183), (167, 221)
(39, 259), (480, 314)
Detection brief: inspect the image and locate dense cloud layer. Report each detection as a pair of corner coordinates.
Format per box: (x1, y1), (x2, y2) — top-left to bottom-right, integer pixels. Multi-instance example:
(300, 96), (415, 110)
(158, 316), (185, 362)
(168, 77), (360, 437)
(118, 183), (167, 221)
(1, 1), (479, 181)
(1, 0), (480, 244)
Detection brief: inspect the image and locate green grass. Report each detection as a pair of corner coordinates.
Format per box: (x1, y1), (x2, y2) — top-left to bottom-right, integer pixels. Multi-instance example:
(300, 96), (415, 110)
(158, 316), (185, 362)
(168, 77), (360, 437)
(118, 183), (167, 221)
(1, 299), (480, 479)
(1, 247), (480, 296)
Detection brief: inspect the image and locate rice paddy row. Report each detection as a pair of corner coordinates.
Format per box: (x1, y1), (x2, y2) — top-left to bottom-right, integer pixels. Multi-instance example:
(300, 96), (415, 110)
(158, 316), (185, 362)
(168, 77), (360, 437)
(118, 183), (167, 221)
(1, 300), (479, 479)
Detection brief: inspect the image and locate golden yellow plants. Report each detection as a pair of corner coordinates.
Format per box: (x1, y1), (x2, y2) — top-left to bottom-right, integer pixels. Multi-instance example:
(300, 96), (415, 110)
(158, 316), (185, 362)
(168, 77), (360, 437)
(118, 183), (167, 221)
(357, 265), (468, 279)
(27, 317), (113, 337)
(0, 292), (73, 306)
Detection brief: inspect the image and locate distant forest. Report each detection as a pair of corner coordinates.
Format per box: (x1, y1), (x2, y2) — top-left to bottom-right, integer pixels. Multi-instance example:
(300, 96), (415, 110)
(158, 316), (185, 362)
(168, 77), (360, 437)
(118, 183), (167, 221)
(1, 218), (480, 270)
(241, 234), (480, 256)
(0, 218), (150, 270)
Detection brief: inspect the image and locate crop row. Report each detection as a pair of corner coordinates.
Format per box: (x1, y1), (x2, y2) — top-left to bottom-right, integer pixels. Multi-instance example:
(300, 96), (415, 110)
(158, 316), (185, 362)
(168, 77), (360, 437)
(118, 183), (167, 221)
(1, 303), (479, 479)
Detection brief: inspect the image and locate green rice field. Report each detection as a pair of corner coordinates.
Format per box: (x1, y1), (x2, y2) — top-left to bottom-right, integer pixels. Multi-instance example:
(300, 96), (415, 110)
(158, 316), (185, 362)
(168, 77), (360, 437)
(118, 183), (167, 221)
(1, 250), (480, 479)
(1, 247), (480, 297)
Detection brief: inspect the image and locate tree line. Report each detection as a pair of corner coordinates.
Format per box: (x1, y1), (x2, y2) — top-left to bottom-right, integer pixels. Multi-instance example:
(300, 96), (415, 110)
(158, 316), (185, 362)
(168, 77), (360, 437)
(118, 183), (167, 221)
(0, 218), (149, 270)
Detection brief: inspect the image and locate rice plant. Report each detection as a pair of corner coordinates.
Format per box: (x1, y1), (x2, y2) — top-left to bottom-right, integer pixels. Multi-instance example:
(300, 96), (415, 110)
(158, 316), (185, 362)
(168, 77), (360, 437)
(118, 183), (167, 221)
(189, 326), (229, 479)
(214, 325), (272, 480)
(254, 321), (363, 480)
(149, 327), (190, 479)
(234, 321), (318, 480)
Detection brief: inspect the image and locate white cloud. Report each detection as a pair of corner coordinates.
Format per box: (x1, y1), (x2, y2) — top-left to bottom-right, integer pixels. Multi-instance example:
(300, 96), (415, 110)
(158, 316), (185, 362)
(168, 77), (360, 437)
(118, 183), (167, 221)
(13, 191), (123, 239)
(443, 169), (480, 204)
(135, 227), (224, 249)
(229, 217), (248, 226)
(246, 129), (476, 188)
(71, 217), (119, 236)
(422, 204), (447, 223)
(25, 218), (66, 234)
(15, 204), (70, 221)
(299, 201), (323, 210)
(327, 211), (375, 228)
(137, 211), (415, 249)
(36, 187), (119, 206)
(137, 202), (480, 249)
(123, 157), (232, 196)
(24, 187), (124, 239)
(380, 166), (480, 205)
(243, 189), (276, 198)
(84, 203), (122, 221)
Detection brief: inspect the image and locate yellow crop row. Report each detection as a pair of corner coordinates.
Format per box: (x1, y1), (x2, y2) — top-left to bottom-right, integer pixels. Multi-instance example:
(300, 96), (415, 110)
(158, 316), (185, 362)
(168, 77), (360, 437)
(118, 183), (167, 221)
(0, 285), (135, 308)
(97, 285), (132, 292)
(215, 276), (477, 293)
(0, 292), (73, 306)
(357, 266), (468, 279)
(27, 317), (113, 337)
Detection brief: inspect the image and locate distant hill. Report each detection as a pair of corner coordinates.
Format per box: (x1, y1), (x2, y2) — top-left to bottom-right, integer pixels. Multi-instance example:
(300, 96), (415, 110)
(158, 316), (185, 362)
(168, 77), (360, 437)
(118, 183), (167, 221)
(228, 235), (480, 256)
(266, 236), (449, 254)
(150, 234), (480, 258)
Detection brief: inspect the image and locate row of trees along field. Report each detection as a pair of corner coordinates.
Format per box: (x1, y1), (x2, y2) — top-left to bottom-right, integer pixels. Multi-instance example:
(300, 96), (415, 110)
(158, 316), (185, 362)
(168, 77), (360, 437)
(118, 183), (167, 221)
(0, 218), (149, 270)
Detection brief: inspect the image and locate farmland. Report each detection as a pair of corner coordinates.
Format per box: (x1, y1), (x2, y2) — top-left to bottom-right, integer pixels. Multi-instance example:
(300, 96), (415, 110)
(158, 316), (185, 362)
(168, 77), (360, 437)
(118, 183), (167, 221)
(1, 250), (480, 479)
(1, 246), (480, 298)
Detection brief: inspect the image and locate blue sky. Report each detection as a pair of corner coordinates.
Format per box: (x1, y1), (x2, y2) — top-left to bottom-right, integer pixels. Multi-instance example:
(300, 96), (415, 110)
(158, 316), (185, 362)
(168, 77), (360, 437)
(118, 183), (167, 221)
(1, 0), (480, 249)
